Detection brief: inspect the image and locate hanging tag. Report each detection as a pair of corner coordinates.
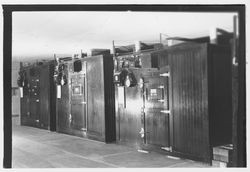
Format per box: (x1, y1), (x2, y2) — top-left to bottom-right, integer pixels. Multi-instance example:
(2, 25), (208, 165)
(118, 86), (125, 108)
(20, 87), (23, 98)
(57, 85), (61, 98)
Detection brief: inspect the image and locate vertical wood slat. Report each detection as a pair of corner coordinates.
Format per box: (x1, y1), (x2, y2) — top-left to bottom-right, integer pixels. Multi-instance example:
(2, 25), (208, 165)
(49, 63), (57, 131)
(39, 65), (50, 129)
(201, 45), (210, 162)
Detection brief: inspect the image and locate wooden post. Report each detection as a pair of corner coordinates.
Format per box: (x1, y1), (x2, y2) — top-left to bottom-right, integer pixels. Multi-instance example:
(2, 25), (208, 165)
(231, 14), (239, 167)
(112, 40), (116, 58)
(3, 6), (12, 168)
(231, 12), (246, 167)
(160, 33), (162, 44)
(209, 27), (217, 44)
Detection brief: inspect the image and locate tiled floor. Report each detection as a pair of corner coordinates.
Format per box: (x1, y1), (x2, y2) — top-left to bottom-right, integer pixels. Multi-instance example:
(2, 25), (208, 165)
(12, 125), (210, 168)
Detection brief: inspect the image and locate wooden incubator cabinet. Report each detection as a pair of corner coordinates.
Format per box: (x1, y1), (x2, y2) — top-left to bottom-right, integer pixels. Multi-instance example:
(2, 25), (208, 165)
(56, 54), (116, 143)
(114, 42), (232, 163)
(19, 60), (56, 131)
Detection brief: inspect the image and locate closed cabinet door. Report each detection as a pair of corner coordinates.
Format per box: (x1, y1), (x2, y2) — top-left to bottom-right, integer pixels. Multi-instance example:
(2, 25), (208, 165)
(142, 67), (171, 149)
(70, 73), (87, 132)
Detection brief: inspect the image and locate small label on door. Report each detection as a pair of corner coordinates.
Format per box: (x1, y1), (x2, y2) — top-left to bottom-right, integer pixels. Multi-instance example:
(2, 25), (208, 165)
(57, 85), (61, 98)
(20, 87), (23, 98)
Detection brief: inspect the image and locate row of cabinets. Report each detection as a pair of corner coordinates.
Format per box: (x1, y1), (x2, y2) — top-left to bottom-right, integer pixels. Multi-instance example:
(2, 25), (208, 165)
(20, 42), (232, 164)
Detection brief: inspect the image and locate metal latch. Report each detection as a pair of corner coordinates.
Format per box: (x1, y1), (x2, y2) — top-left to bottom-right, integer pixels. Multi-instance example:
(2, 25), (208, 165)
(161, 146), (172, 152)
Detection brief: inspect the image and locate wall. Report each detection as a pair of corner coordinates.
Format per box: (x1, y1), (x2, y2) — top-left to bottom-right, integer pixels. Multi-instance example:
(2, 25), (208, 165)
(12, 61), (20, 125)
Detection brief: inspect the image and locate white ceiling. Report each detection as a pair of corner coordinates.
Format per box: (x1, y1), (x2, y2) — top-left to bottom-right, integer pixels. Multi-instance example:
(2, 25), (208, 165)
(12, 11), (237, 61)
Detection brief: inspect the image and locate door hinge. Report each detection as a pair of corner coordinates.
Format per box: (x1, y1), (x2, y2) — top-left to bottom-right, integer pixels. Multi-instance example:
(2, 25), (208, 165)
(161, 146), (172, 152)
(160, 110), (170, 114)
(160, 73), (170, 77)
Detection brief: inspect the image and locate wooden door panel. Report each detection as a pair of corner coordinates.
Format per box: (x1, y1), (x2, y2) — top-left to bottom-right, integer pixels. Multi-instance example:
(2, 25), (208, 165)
(87, 58), (105, 136)
(87, 86), (104, 136)
(146, 112), (169, 147)
(71, 103), (86, 130)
